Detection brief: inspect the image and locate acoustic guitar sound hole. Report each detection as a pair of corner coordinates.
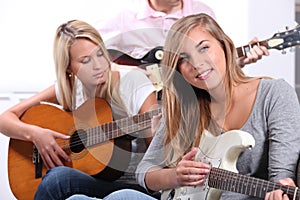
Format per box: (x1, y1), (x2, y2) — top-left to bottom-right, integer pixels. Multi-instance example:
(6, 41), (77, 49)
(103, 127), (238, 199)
(70, 129), (87, 153)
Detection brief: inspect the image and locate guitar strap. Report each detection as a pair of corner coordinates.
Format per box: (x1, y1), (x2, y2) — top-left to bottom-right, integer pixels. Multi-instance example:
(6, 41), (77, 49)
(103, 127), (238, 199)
(145, 63), (163, 100)
(33, 145), (43, 178)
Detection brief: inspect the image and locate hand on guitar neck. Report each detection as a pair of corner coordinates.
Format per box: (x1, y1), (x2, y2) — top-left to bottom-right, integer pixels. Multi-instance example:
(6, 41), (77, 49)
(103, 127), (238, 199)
(236, 25), (300, 67)
(236, 37), (270, 68)
(265, 178), (296, 200)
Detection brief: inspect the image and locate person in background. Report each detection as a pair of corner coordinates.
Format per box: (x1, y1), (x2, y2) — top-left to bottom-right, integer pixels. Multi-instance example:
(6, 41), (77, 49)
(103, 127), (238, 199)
(135, 13), (300, 200)
(0, 20), (159, 199)
(96, 0), (269, 68)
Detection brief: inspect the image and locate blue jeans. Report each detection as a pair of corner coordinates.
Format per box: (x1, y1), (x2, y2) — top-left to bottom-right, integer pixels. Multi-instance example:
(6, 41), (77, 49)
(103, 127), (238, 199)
(66, 189), (157, 200)
(34, 166), (160, 200)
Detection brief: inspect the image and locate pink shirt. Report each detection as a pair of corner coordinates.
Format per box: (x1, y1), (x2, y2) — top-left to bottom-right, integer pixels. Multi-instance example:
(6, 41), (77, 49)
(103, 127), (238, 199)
(96, 0), (215, 58)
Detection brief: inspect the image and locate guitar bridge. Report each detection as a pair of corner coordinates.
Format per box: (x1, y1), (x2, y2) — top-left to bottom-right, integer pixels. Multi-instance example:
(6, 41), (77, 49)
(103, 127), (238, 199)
(32, 145), (43, 179)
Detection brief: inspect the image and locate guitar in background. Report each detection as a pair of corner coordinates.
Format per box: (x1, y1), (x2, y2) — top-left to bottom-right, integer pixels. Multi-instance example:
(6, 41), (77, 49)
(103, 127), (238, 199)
(108, 25), (300, 93)
(109, 25), (300, 65)
(108, 47), (164, 93)
(108, 46), (164, 66)
(236, 25), (300, 58)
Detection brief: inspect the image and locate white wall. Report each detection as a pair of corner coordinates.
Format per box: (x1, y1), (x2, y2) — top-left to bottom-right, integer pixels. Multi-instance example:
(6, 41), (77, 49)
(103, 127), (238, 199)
(0, 0), (127, 93)
(246, 0), (296, 85)
(0, 0), (296, 199)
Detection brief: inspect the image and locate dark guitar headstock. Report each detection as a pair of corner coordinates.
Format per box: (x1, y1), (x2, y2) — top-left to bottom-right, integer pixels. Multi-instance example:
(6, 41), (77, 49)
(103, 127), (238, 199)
(236, 25), (300, 57)
(267, 25), (300, 50)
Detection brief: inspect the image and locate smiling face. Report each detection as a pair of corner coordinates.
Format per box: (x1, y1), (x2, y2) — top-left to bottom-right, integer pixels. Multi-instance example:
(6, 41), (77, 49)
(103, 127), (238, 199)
(68, 38), (109, 88)
(177, 25), (227, 92)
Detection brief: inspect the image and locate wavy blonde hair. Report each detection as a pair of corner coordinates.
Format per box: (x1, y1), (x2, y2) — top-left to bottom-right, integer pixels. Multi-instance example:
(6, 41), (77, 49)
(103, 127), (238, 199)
(54, 20), (115, 111)
(161, 13), (254, 166)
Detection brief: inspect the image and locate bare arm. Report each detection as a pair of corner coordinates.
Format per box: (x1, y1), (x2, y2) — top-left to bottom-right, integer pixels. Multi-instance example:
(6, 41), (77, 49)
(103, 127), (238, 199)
(0, 85), (70, 168)
(0, 85), (57, 140)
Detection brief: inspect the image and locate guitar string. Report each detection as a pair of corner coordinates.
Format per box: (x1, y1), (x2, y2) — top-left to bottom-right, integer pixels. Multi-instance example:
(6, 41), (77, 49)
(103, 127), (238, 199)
(55, 108), (161, 149)
(56, 118), (153, 149)
(210, 167), (299, 198)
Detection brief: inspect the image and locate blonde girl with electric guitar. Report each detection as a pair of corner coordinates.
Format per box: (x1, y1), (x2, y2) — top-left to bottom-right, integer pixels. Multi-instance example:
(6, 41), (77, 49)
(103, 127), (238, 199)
(134, 13), (300, 200)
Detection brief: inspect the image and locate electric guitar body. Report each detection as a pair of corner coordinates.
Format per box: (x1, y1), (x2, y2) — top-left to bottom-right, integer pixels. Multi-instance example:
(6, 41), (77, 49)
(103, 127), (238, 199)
(161, 129), (255, 200)
(161, 130), (300, 200)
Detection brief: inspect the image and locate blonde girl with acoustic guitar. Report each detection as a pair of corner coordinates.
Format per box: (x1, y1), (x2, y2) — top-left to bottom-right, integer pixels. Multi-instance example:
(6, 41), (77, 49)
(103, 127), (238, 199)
(135, 13), (300, 200)
(0, 20), (159, 199)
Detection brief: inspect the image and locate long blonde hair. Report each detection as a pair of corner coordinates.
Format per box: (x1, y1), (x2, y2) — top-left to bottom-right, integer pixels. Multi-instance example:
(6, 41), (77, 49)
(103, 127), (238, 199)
(54, 20), (114, 111)
(161, 13), (252, 166)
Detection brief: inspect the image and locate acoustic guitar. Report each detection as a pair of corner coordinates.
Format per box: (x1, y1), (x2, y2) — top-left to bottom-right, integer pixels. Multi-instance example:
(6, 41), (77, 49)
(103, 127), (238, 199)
(8, 98), (161, 200)
(161, 130), (300, 200)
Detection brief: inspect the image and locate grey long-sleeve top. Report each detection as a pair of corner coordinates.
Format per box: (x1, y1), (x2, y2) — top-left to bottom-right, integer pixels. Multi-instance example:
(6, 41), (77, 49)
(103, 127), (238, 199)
(136, 78), (300, 200)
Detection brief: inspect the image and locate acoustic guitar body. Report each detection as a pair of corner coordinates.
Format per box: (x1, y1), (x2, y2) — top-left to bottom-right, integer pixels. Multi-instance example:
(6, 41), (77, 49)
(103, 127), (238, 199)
(8, 98), (132, 200)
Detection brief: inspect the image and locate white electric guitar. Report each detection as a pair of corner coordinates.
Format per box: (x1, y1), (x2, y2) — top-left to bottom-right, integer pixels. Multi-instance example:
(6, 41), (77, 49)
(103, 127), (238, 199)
(161, 130), (300, 200)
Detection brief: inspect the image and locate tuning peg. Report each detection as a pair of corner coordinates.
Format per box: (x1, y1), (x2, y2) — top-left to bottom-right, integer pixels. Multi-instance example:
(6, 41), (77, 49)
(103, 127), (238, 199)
(290, 47), (295, 53)
(281, 49), (287, 54)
